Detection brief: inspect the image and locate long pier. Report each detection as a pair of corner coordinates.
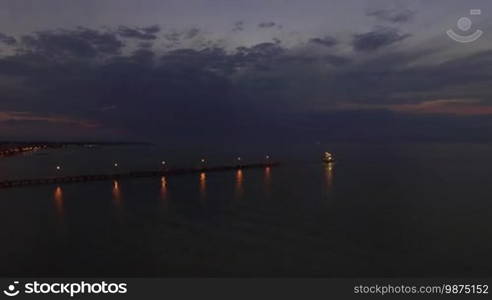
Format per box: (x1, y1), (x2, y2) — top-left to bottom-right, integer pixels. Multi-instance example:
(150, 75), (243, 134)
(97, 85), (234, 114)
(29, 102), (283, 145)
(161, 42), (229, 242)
(0, 162), (279, 189)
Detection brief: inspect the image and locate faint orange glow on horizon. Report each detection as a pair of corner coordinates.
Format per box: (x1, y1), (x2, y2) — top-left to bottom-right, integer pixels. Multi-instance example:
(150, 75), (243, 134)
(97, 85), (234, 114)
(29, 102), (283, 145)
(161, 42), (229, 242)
(0, 111), (99, 128)
(334, 99), (492, 116)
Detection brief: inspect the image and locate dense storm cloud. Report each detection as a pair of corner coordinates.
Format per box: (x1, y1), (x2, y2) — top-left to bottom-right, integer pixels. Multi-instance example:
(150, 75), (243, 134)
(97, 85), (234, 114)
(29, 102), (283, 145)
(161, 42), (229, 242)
(309, 36), (338, 47)
(19, 28), (124, 59)
(0, 33), (16, 46)
(352, 27), (411, 52)
(367, 8), (416, 24)
(116, 25), (161, 40)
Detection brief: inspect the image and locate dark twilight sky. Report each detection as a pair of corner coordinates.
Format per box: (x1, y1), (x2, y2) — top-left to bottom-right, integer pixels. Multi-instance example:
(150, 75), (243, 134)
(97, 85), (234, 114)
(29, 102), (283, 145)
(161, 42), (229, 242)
(0, 0), (492, 145)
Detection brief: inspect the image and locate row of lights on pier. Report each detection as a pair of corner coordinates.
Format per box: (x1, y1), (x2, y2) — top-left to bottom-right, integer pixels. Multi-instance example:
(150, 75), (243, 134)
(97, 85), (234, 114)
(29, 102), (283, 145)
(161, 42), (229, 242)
(55, 155), (271, 171)
(199, 156), (270, 164)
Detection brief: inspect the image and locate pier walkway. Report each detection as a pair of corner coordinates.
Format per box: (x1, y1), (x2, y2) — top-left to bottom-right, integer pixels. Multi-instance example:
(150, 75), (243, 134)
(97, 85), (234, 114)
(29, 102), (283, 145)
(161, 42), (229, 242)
(0, 162), (279, 189)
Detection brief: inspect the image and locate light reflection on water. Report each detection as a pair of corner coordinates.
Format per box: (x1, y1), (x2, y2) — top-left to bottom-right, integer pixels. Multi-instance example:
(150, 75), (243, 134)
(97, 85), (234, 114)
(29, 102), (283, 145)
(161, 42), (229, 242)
(160, 176), (168, 211)
(160, 176), (167, 200)
(112, 180), (121, 206)
(53, 186), (64, 217)
(324, 162), (334, 189)
(199, 172), (206, 198)
(235, 169), (244, 198)
(264, 167), (271, 182)
(50, 166), (321, 218)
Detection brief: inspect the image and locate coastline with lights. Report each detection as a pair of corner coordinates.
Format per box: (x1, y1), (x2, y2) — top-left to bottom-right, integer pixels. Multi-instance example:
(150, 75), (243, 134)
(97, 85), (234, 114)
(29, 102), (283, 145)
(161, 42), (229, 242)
(0, 141), (150, 158)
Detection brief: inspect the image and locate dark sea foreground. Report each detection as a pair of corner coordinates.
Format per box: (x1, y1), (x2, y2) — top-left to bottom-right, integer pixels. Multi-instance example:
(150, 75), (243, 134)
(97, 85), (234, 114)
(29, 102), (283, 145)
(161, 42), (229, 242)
(0, 142), (491, 277)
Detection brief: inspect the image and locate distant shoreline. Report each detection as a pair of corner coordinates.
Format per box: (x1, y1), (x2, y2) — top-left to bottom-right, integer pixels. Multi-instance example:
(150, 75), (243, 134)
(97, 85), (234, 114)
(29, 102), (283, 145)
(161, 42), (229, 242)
(0, 141), (152, 146)
(0, 141), (153, 158)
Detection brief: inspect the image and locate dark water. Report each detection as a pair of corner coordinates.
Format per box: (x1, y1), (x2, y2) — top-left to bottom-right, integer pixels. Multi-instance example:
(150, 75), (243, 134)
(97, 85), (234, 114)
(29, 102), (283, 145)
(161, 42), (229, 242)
(1, 143), (492, 277)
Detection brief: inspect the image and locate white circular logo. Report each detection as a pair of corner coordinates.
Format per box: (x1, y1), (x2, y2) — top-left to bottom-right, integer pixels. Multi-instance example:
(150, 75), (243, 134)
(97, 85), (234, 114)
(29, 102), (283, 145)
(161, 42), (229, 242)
(3, 282), (20, 297)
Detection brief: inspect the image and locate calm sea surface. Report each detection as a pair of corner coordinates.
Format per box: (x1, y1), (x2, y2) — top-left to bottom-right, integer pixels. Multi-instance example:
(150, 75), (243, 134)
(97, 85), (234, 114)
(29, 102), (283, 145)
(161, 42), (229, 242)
(1, 142), (491, 277)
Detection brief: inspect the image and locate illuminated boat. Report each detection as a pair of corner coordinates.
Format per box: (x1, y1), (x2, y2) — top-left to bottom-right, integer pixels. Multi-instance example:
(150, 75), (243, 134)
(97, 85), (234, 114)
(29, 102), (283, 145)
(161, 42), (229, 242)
(322, 152), (334, 163)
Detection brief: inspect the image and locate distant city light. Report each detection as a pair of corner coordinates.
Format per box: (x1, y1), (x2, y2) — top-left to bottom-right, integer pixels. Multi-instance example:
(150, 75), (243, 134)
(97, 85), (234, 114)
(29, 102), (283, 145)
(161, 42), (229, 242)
(201, 158), (206, 163)
(237, 157), (241, 161)
(56, 165), (61, 171)
(266, 155), (270, 160)
(114, 162), (119, 167)
(161, 161), (166, 165)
